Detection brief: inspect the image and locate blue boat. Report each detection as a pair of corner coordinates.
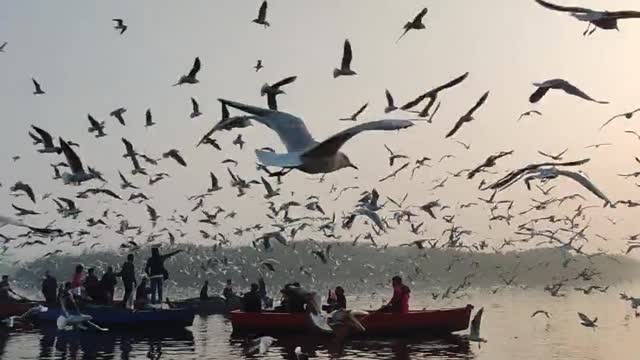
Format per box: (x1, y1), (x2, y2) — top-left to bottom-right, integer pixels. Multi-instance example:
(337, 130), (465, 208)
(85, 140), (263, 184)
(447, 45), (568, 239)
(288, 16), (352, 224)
(34, 305), (195, 329)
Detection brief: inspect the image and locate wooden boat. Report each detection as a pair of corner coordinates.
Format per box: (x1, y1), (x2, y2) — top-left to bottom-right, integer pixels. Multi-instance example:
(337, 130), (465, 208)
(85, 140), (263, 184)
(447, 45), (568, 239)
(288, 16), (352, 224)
(0, 301), (41, 318)
(34, 305), (195, 329)
(230, 305), (474, 336)
(169, 295), (241, 315)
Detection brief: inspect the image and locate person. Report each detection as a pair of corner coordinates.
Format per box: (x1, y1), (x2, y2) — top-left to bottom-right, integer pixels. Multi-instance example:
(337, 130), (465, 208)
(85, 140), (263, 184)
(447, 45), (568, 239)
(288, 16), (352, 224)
(144, 247), (182, 304)
(70, 264), (84, 297)
(258, 277), (267, 299)
(242, 283), (262, 313)
(41, 271), (58, 305)
(117, 254), (137, 308)
(0, 275), (19, 303)
(58, 281), (79, 313)
(222, 279), (234, 302)
(381, 276), (411, 314)
(135, 277), (152, 309)
(200, 281), (209, 300)
(101, 266), (118, 304)
(84, 268), (103, 303)
(282, 283), (305, 313)
(335, 286), (347, 310)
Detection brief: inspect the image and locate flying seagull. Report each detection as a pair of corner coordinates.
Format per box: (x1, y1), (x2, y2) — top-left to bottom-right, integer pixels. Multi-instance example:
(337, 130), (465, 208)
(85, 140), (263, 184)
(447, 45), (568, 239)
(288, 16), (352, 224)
(0, 42), (6, 52)
(59, 138), (98, 184)
(384, 89), (397, 113)
(261, 75), (297, 110)
(10, 182), (35, 203)
(339, 102), (368, 121)
(145, 108), (155, 127)
(518, 110), (542, 121)
(333, 39), (356, 78)
(446, 91), (490, 138)
(216, 99), (413, 174)
(538, 148), (568, 161)
(32, 78), (45, 95)
(190, 97), (202, 118)
(112, 18), (127, 34)
(397, 8), (428, 43)
(529, 79), (608, 104)
(254, 60), (263, 72)
(253, 1), (270, 28)
(535, 0), (640, 36)
(110, 107), (127, 125)
(31, 126), (60, 153)
(163, 149), (187, 167)
(600, 108), (640, 130)
(207, 172), (222, 192)
(402, 72), (469, 116)
(121, 138), (146, 175)
(577, 312), (598, 328)
(173, 57), (201, 86)
(87, 114), (106, 138)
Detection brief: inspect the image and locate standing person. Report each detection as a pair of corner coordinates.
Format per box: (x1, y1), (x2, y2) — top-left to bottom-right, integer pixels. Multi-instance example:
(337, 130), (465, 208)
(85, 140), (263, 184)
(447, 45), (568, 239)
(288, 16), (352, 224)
(70, 264), (84, 297)
(101, 266), (118, 304)
(117, 254), (137, 308)
(222, 279), (234, 303)
(242, 283), (262, 313)
(0, 275), (19, 303)
(144, 247), (182, 304)
(380, 276), (411, 314)
(41, 271), (58, 305)
(335, 286), (347, 310)
(200, 281), (209, 300)
(84, 268), (102, 303)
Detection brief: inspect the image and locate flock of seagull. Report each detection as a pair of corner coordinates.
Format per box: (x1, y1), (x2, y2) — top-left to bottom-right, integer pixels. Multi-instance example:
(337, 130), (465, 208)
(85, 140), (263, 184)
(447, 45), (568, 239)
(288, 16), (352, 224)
(4, 0), (640, 346)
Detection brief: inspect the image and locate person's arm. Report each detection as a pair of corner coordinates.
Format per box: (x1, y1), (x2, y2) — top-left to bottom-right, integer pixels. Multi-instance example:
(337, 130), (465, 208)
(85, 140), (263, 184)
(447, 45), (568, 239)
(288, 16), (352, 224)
(144, 260), (151, 275)
(161, 250), (183, 260)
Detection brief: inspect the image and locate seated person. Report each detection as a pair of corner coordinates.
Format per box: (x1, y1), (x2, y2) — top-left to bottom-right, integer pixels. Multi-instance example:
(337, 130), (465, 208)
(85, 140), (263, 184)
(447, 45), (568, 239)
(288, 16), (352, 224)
(242, 283), (262, 313)
(380, 276), (411, 314)
(335, 286), (347, 310)
(282, 283), (305, 313)
(84, 268), (104, 304)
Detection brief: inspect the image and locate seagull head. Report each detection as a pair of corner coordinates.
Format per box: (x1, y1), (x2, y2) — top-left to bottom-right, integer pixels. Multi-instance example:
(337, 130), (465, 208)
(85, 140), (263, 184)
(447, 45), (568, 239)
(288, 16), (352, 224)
(337, 153), (358, 170)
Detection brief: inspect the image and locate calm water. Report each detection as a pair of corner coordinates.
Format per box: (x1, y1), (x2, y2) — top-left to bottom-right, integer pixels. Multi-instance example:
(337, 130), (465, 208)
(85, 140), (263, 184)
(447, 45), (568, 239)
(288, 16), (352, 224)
(1, 288), (638, 360)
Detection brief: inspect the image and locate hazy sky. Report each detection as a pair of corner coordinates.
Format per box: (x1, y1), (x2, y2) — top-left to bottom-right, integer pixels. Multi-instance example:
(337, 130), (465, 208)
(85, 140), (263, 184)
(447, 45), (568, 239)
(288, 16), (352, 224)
(2, 0), (640, 259)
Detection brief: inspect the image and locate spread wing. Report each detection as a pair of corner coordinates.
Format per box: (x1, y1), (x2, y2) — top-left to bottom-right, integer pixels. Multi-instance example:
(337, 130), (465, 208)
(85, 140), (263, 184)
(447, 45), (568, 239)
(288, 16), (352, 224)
(272, 75), (297, 89)
(191, 97), (199, 112)
(303, 120), (413, 157)
(401, 72), (469, 110)
(341, 40), (353, 70)
(413, 7), (429, 22)
(31, 125), (54, 147)
(557, 80), (608, 104)
(529, 86), (550, 103)
(534, 0), (593, 14)
(385, 89), (394, 107)
(555, 169), (612, 206)
(609, 11), (640, 19)
(258, 1), (268, 20)
(218, 99), (316, 152)
(445, 118), (466, 138)
(188, 57), (201, 78)
(577, 312), (591, 323)
(59, 138), (84, 174)
(121, 138), (135, 156)
(353, 102), (369, 118)
(465, 91), (490, 117)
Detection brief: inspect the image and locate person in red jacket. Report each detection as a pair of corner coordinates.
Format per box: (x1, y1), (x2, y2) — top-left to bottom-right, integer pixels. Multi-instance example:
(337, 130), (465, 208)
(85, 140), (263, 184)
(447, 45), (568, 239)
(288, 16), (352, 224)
(381, 276), (410, 314)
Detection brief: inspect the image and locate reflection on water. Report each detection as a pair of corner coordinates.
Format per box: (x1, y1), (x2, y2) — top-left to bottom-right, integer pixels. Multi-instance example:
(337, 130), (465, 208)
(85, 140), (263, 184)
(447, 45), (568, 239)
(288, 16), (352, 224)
(2, 289), (640, 359)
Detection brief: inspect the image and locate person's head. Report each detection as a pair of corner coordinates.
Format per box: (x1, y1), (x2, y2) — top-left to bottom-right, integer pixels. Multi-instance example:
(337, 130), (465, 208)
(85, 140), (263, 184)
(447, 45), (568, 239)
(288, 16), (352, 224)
(75, 264), (84, 274)
(250, 283), (259, 292)
(106, 266), (113, 273)
(127, 254), (134, 262)
(204, 280), (209, 286)
(151, 247), (160, 257)
(392, 276), (402, 287)
(2, 275), (8, 282)
(335, 286), (344, 295)
(88, 268), (95, 276)
(226, 279), (232, 286)
(64, 281), (71, 290)
(45, 270), (50, 277)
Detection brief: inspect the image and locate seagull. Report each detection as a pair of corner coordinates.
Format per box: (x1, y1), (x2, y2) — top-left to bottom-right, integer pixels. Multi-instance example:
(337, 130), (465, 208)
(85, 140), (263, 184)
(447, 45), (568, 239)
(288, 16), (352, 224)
(119, 171), (138, 190)
(12, 204), (39, 217)
(217, 99), (413, 174)
(121, 138), (147, 175)
(145, 109), (155, 127)
(261, 177), (280, 198)
(624, 130), (640, 140)
(531, 310), (551, 319)
(577, 312), (597, 328)
(529, 79), (608, 104)
(397, 8), (428, 43)
(261, 75), (297, 110)
(384, 89), (397, 113)
(31, 126), (60, 153)
(339, 102), (368, 121)
(173, 57), (201, 86)
(198, 103), (253, 145)
(87, 114), (106, 138)
(233, 134), (245, 149)
(110, 107), (127, 125)
(59, 138), (98, 185)
(600, 108), (640, 130)
(585, 143), (611, 149)
(518, 110), (542, 121)
(163, 149), (187, 167)
(252, 1), (270, 28)
(535, 0), (640, 36)
(468, 308), (487, 343)
(538, 148), (568, 161)
(190, 97), (202, 118)
(384, 144), (409, 166)
(0, 42), (6, 52)
(207, 172), (222, 192)
(333, 39), (356, 78)
(112, 19), (127, 34)
(146, 205), (159, 227)
(32, 78), (45, 95)
(401, 72), (469, 113)
(10, 182), (36, 203)
(247, 336), (276, 355)
(254, 60), (263, 72)
(445, 91), (490, 138)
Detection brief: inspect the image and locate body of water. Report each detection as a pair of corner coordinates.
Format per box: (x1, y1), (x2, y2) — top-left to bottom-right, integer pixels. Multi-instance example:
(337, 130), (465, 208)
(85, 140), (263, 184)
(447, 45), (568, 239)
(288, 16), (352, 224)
(0, 288), (637, 359)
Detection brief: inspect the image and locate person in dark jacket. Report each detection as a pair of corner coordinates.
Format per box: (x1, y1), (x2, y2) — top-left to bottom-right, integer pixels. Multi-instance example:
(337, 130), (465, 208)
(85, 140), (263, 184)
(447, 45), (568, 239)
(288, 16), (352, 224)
(41, 271), (58, 305)
(144, 247), (182, 304)
(242, 283), (262, 313)
(117, 254), (137, 308)
(101, 266), (118, 304)
(200, 281), (209, 300)
(84, 268), (102, 303)
(335, 286), (347, 310)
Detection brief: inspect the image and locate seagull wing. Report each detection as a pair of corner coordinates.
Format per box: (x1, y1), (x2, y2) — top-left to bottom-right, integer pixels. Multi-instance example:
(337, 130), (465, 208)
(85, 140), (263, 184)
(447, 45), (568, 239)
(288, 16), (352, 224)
(555, 169), (612, 206)
(191, 97), (199, 113)
(59, 138), (84, 174)
(470, 307), (483, 338)
(600, 114), (624, 130)
(210, 172), (219, 188)
(272, 75), (297, 89)
(58, 197), (76, 210)
(401, 72), (469, 110)
(353, 102), (369, 118)
(187, 57), (201, 78)
(557, 80), (608, 104)
(218, 99), (316, 152)
(465, 91), (490, 117)
(302, 120), (413, 157)
(413, 7), (429, 22)
(121, 138), (135, 156)
(577, 312), (591, 323)
(145, 109), (153, 126)
(31, 126), (54, 147)
(113, 19), (123, 26)
(32, 78), (41, 91)
(258, 1), (268, 21)
(87, 114), (100, 128)
(261, 176), (274, 194)
(608, 10), (640, 19)
(341, 39), (353, 70)
(529, 86), (550, 103)
(534, 0), (593, 14)
(385, 89), (394, 107)
(445, 118), (466, 138)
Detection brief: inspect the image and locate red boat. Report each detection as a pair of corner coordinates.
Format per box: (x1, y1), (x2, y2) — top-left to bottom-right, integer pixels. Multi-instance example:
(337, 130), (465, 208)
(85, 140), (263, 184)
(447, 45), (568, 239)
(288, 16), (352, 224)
(0, 301), (40, 318)
(230, 305), (474, 336)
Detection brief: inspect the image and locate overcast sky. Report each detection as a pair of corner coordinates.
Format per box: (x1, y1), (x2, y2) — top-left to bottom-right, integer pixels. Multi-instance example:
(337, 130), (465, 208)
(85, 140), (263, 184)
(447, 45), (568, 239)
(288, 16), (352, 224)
(2, 0), (640, 259)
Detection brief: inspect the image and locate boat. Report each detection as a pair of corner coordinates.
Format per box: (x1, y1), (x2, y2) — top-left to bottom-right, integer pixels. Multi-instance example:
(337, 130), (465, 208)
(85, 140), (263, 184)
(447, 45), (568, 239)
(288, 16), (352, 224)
(169, 295), (241, 315)
(34, 305), (195, 329)
(230, 305), (474, 336)
(0, 301), (42, 319)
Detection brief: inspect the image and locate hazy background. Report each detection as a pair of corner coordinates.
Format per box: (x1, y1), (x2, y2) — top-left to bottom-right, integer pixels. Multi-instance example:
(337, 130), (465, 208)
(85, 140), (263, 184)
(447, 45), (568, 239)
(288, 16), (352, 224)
(1, 0), (640, 261)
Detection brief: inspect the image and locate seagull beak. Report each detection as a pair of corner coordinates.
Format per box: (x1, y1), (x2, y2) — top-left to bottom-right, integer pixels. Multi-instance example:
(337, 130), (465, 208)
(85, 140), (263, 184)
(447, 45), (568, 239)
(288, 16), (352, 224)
(348, 163), (359, 170)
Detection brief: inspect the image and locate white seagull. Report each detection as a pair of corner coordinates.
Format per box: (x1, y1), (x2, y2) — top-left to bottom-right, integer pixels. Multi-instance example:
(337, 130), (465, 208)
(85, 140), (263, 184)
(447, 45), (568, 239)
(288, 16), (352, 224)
(216, 99), (413, 174)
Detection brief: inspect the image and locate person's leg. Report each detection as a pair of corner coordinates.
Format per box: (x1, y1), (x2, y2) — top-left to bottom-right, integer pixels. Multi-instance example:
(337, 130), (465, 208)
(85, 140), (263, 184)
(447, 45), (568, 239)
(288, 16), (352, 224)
(123, 284), (132, 307)
(150, 278), (159, 304)
(157, 279), (163, 304)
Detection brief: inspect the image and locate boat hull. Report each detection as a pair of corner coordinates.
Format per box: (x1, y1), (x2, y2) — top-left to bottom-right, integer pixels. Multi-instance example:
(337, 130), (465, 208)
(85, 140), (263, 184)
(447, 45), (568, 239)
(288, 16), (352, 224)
(0, 301), (41, 318)
(34, 306), (195, 329)
(170, 296), (241, 315)
(230, 305), (474, 336)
